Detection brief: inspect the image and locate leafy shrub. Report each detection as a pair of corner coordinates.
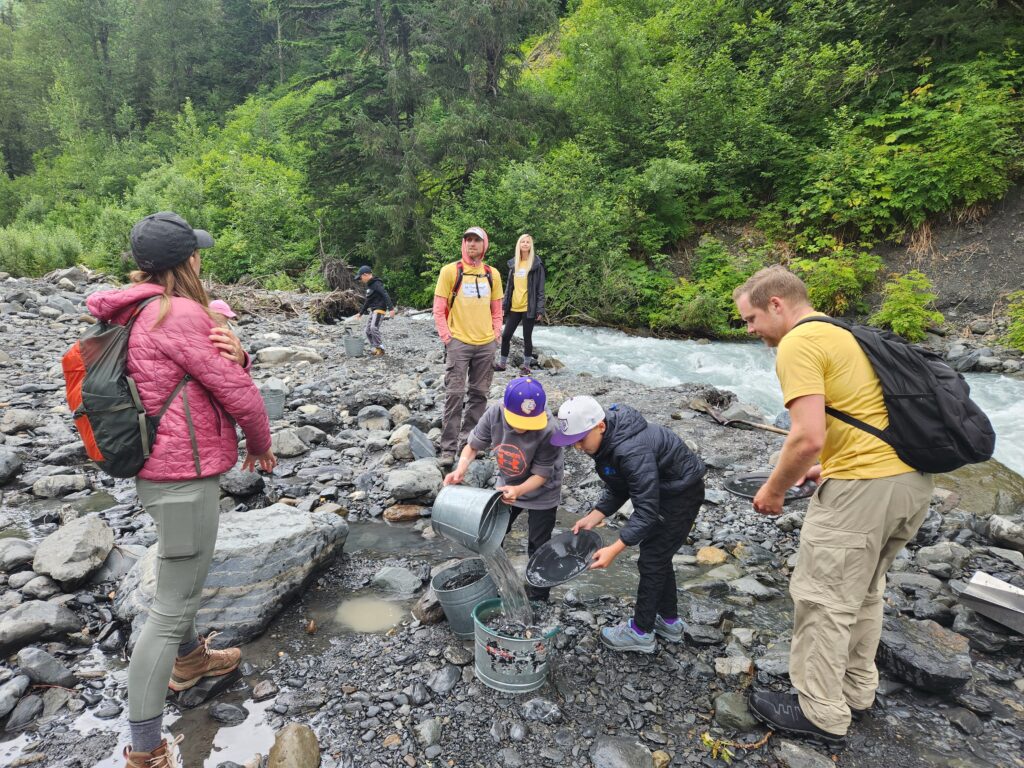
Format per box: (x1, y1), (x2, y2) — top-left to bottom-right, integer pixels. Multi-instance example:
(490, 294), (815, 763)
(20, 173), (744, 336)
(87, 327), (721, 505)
(792, 246), (882, 315)
(0, 223), (82, 276)
(869, 270), (944, 341)
(1003, 291), (1024, 352)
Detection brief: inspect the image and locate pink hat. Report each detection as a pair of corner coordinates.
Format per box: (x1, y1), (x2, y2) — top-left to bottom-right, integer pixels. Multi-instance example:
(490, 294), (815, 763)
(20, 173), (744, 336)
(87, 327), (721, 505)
(209, 299), (237, 318)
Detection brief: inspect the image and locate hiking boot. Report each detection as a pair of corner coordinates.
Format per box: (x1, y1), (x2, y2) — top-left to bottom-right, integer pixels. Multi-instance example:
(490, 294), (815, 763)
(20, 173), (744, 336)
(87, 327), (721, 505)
(169, 633), (240, 693)
(850, 705), (870, 721)
(519, 364), (532, 376)
(600, 620), (657, 654)
(123, 735), (184, 768)
(653, 614), (683, 642)
(370, 347), (385, 356)
(748, 690), (847, 749)
(492, 360), (507, 371)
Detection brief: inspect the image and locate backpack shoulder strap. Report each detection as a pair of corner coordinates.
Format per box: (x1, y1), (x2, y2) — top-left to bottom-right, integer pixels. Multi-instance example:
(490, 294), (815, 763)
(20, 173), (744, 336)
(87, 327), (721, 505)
(448, 262), (465, 310)
(791, 315), (890, 442)
(124, 295), (161, 332)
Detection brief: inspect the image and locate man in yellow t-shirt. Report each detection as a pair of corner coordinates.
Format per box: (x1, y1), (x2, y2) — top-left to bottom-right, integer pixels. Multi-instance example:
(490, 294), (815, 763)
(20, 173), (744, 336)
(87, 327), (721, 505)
(432, 226), (504, 465)
(733, 266), (932, 749)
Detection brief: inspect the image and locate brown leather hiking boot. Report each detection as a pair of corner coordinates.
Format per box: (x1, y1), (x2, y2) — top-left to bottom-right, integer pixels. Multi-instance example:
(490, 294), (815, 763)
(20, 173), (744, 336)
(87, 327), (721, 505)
(168, 632), (241, 693)
(123, 735), (183, 768)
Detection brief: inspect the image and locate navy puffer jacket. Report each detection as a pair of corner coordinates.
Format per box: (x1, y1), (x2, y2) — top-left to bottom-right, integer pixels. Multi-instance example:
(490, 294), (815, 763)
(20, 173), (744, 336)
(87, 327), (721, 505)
(592, 404), (705, 546)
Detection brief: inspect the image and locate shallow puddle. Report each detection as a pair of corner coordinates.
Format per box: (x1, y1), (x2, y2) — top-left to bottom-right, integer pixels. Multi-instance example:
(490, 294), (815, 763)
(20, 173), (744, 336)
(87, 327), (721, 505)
(333, 596), (408, 633)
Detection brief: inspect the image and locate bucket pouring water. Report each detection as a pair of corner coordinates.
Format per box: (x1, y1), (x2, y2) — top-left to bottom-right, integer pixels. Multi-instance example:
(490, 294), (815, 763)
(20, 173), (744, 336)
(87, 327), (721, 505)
(431, 486), (510, 555)
(344, 333), (365, 357)
(473, 598), (560, 693)
(432, 558), (499, 639)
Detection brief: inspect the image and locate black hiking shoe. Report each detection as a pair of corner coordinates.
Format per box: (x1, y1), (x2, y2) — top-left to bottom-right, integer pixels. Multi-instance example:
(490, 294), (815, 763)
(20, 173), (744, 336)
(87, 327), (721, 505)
(748, 691), (847, 750)
(850, 706), (870, 721)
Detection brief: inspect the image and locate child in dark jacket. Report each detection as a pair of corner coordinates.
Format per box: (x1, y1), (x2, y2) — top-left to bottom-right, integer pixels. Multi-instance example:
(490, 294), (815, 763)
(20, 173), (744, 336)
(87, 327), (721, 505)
(354, 265), (395, 356)
(552, 395), (705, 653)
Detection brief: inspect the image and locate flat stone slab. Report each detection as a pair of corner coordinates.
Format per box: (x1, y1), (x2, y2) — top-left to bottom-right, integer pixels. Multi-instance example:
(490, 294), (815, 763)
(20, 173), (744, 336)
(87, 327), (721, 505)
(877, 617), (973, 692)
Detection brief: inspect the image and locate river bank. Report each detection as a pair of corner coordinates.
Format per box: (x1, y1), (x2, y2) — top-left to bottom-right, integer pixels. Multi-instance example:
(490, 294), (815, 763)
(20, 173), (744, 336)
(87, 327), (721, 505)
(1, 269), (1023, 767)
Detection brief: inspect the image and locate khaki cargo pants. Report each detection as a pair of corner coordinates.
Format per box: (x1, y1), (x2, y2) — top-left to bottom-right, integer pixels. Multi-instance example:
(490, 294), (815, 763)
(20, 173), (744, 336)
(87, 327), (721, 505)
(441, 338), (496, 455)
(789, 471), (933, 736)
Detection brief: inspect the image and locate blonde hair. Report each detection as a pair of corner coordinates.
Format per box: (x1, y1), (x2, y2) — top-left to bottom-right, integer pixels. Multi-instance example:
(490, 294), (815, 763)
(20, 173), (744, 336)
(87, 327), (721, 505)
(733, 265), (809, 309)
(515, 234), (535, 263)
(130, 256), (215, 327)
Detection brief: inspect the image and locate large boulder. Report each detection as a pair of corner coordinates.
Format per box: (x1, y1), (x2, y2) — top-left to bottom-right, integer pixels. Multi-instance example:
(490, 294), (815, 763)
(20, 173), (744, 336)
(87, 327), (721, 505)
(877, 617), (973, 692)
(115, 504), (348, 646)
(15, 646), (77, 687)
(936, 460), (1024, 519)
(0, 601), (80, 654)
(271, 428), (310, 458)
(31, 474), (89, 498)
(388, 424), (435, 462)
(255, 346), (324, 365)
(219, 468), (266, 498)
(357, 405), (392, 431)
(0, 409), (48, 434)
(987, 515), (1024, 552)
(0, 538), (37, 572)
(33, 515), (114, 586)
(386, 459), (442, 501)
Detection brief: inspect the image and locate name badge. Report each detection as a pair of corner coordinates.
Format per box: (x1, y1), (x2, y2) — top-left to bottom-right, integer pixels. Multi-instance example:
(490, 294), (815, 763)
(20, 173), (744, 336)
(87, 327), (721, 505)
(515, 269), (527, 278)
(462, 279), (490, 299)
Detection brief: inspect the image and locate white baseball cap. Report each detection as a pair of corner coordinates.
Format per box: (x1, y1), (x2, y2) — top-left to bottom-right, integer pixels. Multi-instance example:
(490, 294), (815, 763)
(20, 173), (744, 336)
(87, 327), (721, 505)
(550, 395), (605, 446)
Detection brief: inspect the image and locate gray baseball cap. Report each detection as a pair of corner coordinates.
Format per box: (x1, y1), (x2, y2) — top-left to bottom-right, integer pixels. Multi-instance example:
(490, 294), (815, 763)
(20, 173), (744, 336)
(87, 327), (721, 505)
(130, 211), (214, 272)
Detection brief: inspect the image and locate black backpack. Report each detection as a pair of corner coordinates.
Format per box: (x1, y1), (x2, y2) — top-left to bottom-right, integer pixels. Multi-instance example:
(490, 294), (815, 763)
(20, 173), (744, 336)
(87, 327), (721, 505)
(795, 316), (995, 474)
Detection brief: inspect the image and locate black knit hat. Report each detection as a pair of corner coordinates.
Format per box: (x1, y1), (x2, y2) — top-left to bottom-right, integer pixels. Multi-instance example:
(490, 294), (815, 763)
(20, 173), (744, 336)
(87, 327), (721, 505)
(130, 212), (214, 272)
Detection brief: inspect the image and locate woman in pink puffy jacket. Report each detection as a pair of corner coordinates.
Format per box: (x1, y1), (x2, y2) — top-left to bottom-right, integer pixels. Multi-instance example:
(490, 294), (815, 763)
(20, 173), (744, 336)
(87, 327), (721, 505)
(87, 212), (275, 768)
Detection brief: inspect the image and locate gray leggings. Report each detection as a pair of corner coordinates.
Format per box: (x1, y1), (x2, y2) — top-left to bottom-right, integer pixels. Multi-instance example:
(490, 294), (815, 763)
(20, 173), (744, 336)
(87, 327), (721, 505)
(129, 475), (221, 721)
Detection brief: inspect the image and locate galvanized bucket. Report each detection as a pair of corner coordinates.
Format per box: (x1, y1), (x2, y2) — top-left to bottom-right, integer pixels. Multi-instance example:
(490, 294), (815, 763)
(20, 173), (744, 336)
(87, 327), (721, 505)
(473, 598), (560, 694)
(431, 486), (510, 555)
(260, 378), (287, 420)
(344, 333), (365, 357)
(432, 558), (499, 639)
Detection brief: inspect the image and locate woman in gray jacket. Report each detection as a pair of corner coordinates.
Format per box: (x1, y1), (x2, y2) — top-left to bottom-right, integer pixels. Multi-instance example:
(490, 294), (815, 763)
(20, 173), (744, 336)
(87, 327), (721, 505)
(496, 233), (546, 374)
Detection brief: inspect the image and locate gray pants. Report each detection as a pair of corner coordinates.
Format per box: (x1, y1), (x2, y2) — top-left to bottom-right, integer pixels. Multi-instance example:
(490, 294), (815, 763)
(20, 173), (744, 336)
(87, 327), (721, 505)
(365, 311), (385, 349)
(441, 338), (496, 455)
(129, 475), (221, 721)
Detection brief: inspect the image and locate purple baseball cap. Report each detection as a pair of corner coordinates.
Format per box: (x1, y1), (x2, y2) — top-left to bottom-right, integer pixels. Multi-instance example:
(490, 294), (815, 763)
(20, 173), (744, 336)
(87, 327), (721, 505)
(503, 377), (547, 430)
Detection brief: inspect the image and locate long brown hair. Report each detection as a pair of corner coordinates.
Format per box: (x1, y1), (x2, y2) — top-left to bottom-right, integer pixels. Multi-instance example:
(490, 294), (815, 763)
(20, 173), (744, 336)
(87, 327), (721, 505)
(130, 255), (216, 327)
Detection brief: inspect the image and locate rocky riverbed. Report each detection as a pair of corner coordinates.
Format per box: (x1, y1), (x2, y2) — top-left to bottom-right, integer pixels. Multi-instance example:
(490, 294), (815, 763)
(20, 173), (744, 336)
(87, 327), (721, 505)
(1, 268), (1023, 768)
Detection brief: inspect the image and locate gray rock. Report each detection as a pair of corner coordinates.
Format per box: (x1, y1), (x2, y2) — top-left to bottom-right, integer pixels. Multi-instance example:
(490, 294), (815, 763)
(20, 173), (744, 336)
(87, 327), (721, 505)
(427, 665), (460, 695)
(877, 617), (973, 692)
(728, 576), (780, 600)
(0, 601), (80, 654)
(0, 591), (22, 612)
(414, 718), (442, 748)
(498, 748), (524, 767)
(267, 723), (321, 768)
(947, 707), (984, 735)
(116, 504), (348, 645)
(90, 544), (148, 584)
(714, 691), (758, 731)
(0, 446), (23, 484)
(255, 346), (323, 365)
(31, 474), (89, 498)
(988, 515), (1024, 552)
(20, 575), (60, 599)
(775, 739), (834, 768)
(209, 702), (248, 725)
(0, 675), (30, 719)
(407, 426), (436, 460)
(33, 515), (114, 586)
(219, 468), (265, 497)
(5, 693), (43, 729)
(370, 566), (422, 594)
(253, 679), (279, 702)
(887, 572), (943, 593)
(271, 429), (310, 458)
(463, 459), (494, 488)
(755, 641), (791, 677)
(0, 409), (47, 434)
(720, 402), (766, 424)
(590, 735), (654, 768)
(357, 405), (392, 431)
(412, 587), (444, 625)
(0, 538), (36, 572)
(916, 541), (970, 569)
(16, 647), (76, 687)
(386, 459), (443, 501)
(521, 698), (562, 724)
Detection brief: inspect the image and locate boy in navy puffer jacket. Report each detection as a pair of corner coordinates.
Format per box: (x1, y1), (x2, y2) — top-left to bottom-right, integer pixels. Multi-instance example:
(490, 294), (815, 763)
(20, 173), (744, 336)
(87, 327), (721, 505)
(552, 396), (705, 653)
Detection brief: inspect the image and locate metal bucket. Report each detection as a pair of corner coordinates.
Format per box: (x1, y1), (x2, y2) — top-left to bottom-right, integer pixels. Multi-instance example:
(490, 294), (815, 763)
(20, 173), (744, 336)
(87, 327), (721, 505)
(431, 486), (510, 555)
(344, 334), (365, 357)
(473, 598), (560, 694)
(432, 558), (499, 639)
(260, 378), (287, 420)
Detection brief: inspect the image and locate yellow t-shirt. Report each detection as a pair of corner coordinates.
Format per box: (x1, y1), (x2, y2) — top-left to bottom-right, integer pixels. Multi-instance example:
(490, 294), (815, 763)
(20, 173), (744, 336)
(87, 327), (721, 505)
(776, 314), (914, 480)
(511, 256), (532, 313)
(434, 261), (503, 345)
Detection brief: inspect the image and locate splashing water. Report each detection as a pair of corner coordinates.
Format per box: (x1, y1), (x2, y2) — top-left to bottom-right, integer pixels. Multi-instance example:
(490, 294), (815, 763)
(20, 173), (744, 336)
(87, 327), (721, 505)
(480, 547), (533, 626)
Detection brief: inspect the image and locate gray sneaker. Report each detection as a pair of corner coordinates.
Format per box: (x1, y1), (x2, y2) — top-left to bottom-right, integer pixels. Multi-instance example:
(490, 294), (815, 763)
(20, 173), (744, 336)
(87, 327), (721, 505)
(654, 614), (683, 642)
(600, 621), (656, 654)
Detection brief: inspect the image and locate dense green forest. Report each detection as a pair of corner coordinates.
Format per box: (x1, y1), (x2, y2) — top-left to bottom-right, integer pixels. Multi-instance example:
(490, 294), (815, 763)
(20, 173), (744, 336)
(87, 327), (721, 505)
(1, 0), (1022, 341)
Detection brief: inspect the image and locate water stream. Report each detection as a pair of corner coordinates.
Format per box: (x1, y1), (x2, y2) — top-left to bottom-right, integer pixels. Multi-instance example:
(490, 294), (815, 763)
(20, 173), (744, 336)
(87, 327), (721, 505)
(479, 547), (533, 627)
(534, 325), (1024, 475)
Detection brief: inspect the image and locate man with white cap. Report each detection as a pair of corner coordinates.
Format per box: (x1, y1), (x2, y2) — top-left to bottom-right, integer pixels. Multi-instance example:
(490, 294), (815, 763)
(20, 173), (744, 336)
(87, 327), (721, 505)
(552, 395), (705, 652)
(432, 226), (504, 466)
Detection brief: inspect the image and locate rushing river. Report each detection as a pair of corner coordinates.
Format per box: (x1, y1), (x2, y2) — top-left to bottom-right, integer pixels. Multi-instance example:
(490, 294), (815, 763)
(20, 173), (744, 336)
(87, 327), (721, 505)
(533, 325), (1024, 476)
